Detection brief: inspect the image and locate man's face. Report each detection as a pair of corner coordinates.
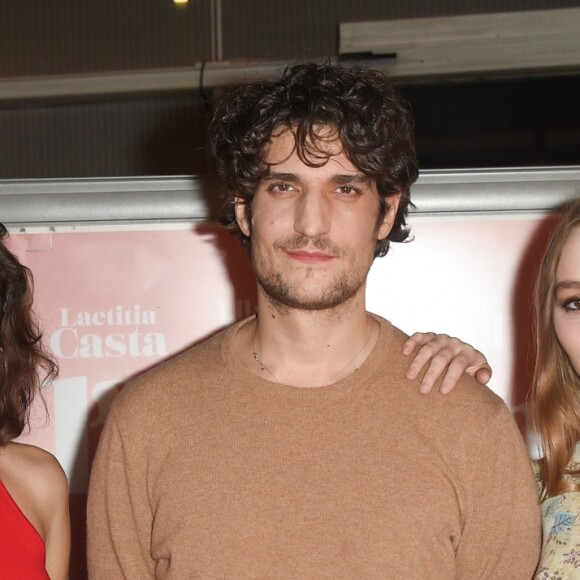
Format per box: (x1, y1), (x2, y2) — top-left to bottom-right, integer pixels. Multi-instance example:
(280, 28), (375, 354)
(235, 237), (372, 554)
(235, 128), (401, 312)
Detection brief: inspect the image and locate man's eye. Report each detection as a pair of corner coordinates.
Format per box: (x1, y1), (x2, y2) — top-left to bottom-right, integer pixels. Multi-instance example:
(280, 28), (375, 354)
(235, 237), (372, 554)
(268, 182), (292, 193)
(336, 185), (360, 195)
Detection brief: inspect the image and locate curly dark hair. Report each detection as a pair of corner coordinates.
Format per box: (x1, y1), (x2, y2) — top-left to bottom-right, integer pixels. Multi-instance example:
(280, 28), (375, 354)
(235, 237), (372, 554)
(210, 62), (418, 257)
(0, 224), (58, 446)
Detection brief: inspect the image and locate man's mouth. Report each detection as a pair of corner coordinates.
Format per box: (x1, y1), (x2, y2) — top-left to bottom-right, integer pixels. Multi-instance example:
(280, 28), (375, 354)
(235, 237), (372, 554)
(285, 249), (335, 263)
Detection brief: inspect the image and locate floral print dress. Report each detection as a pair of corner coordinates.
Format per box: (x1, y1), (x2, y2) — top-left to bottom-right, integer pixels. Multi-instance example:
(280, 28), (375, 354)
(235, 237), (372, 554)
(534, 443), (580, 579)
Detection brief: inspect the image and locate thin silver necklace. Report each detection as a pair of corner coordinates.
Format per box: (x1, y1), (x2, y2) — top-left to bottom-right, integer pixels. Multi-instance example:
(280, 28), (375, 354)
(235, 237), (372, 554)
(251, 316), (375, 386)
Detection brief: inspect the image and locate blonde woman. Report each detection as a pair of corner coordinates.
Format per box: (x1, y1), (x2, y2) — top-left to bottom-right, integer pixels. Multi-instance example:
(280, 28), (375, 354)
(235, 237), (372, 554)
(532, 199), (580, 577)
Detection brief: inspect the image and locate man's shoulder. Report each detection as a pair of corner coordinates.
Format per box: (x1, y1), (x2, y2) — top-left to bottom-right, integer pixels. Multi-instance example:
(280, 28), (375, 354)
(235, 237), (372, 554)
(112, 322), (234, 411)
(376, 316), (510, 420)
(378, 319), (524, 466)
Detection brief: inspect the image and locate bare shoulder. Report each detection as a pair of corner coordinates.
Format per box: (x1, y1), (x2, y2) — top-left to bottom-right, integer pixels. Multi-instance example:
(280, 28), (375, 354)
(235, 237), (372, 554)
(0, 442), (68, 542)
(4, 442), (68, 509)
(8, 441), (66, 481)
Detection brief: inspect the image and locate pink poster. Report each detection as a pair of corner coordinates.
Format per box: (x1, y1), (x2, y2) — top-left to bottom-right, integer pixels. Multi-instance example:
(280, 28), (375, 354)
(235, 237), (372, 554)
(8, 224), (256, 578)
(6, 213), (556, 577)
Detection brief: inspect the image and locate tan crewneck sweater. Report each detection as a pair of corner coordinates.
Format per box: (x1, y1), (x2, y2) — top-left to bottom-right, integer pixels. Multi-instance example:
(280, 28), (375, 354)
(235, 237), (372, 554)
(87, 315), (540, 579)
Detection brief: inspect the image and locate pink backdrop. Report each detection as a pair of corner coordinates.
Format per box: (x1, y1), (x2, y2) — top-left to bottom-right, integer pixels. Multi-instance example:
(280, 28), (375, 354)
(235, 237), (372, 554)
(7, 213), (556, 577)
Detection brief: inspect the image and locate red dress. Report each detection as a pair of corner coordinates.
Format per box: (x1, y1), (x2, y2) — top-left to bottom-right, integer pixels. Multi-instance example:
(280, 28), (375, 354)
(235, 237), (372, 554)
(0, 480), (49, 579)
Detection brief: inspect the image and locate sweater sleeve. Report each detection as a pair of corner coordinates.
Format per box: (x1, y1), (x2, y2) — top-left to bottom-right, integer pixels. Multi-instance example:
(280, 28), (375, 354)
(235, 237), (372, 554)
(87, 405), (156, 579)
(455, 403), (541, 579)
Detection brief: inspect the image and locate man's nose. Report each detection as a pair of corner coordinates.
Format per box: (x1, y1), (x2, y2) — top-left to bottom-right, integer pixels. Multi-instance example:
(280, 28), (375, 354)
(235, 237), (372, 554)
(293, 190), (331, 238)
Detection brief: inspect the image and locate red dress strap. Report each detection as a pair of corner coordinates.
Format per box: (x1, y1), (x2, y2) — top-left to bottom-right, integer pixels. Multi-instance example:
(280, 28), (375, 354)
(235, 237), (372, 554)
(0, 480), (49, 579)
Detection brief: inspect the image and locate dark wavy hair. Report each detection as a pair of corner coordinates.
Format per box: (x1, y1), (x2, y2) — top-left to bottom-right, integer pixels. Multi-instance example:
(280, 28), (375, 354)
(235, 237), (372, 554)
(0, 224), (58, 446)
(210, 62), (419, 257)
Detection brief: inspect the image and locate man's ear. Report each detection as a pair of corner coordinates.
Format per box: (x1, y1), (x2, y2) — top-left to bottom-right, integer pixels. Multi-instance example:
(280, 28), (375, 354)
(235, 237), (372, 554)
(234, 196), (251, 237)
(377, 191), (402, 241)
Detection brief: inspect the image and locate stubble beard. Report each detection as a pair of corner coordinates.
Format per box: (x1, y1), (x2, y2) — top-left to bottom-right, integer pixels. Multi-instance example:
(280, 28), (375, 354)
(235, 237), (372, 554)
(252, 234), (371, 312)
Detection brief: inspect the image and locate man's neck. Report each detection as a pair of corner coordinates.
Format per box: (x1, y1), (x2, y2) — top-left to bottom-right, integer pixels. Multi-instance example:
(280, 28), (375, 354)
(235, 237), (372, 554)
(234, 293), (379, 388)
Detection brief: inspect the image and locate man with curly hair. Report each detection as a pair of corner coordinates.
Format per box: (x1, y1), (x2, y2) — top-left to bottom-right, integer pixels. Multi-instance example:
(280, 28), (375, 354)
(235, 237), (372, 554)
(88, 63), (539, 578)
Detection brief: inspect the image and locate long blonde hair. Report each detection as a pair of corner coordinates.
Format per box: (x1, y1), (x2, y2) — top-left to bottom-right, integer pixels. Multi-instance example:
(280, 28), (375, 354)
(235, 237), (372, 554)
(533, 199), (580, 498)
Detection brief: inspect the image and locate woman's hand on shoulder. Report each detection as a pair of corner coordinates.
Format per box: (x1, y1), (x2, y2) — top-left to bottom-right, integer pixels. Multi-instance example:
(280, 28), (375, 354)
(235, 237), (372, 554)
(402, 332), (492, 395)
